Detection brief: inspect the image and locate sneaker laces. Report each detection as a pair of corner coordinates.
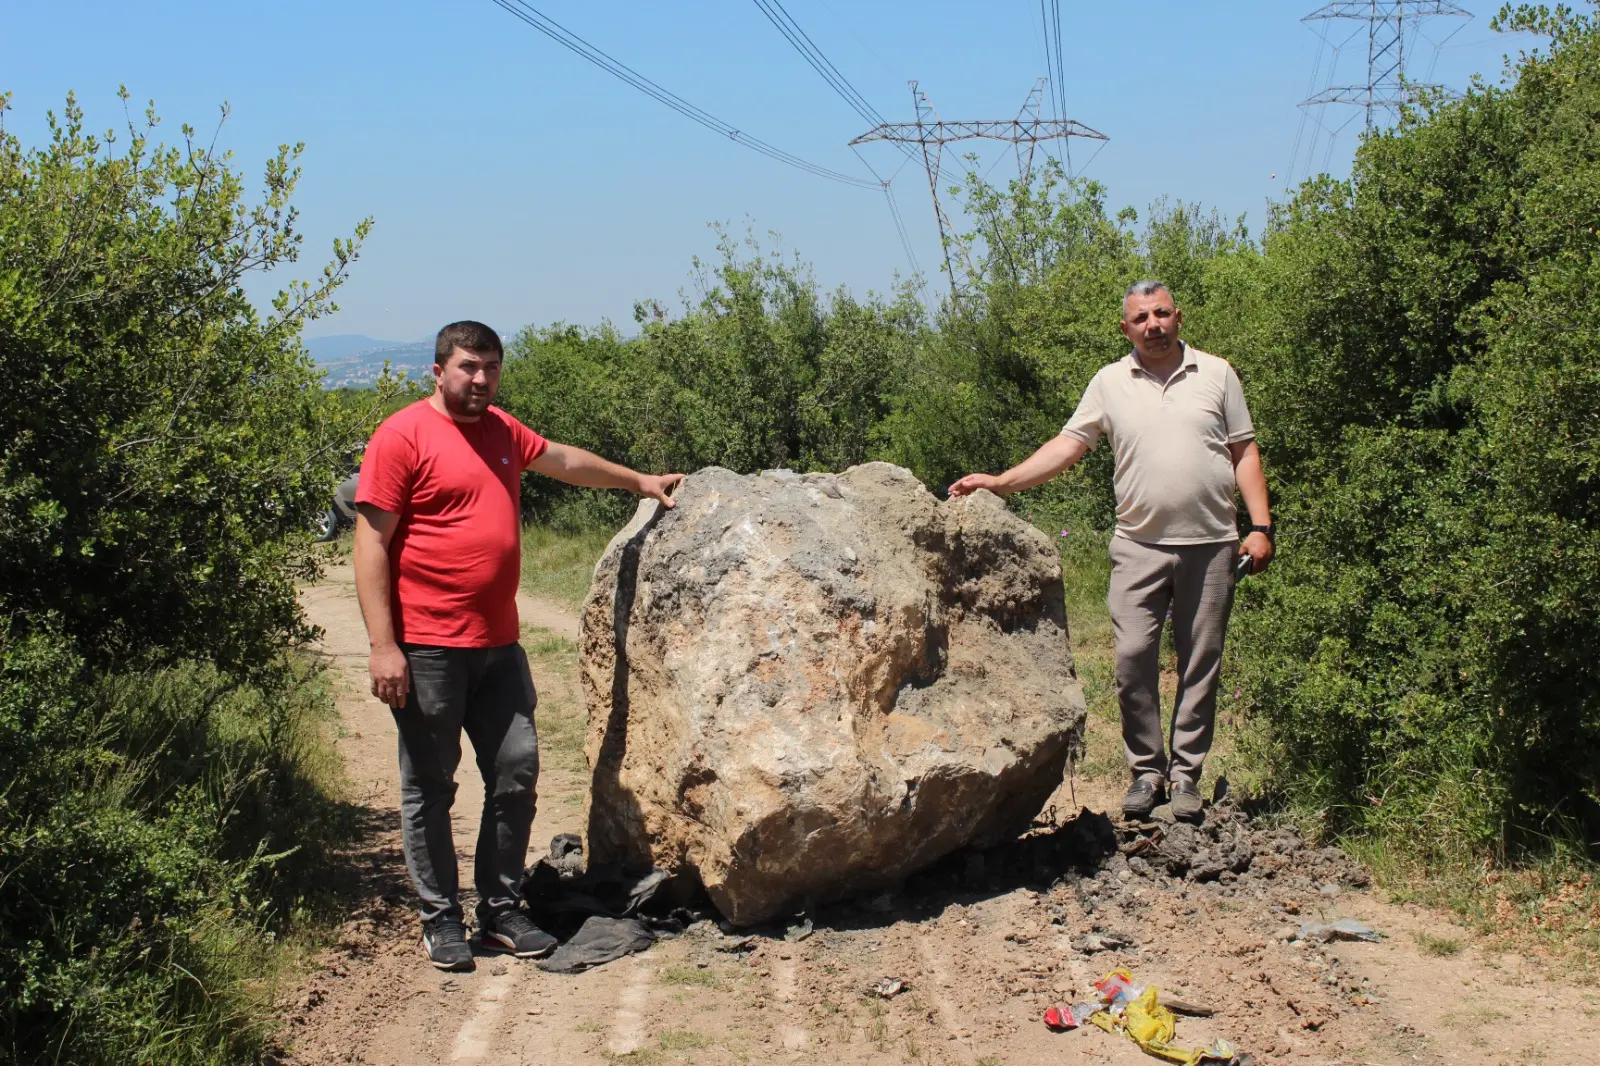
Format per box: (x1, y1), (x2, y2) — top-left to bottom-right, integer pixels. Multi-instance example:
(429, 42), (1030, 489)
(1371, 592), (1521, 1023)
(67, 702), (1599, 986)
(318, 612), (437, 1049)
(428, 919), (468, 946)
(492, 910), (538, 937)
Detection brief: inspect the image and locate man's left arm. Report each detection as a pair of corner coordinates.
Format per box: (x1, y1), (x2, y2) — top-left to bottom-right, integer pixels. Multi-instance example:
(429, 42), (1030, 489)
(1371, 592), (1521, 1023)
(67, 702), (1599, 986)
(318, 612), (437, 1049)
(528, 441), (684, 508)
(1228, 439), (1274, 572)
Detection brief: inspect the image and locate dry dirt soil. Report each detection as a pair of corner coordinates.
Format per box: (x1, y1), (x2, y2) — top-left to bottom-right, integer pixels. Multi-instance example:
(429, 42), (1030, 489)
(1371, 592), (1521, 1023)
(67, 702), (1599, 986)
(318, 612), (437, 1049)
(280, 565), (1599, 1066)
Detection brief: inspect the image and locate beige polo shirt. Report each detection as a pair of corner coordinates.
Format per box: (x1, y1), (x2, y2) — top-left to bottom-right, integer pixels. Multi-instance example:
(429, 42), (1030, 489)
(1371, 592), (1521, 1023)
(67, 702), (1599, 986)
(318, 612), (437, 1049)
(1062, 343), (1255, 545)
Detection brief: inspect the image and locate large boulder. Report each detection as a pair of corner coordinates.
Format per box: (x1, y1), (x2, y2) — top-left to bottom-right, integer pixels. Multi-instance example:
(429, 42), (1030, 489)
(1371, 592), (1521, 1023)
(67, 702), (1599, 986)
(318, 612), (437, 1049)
(579, 463), (1085, 926)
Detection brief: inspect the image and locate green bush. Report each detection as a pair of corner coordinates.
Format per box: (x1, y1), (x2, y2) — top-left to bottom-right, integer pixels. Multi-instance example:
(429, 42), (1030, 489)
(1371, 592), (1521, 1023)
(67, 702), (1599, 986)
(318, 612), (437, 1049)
(0, 629), (357, 1065)
(496, 230), (922, 524)
(0, 92), (374, 1063)
(0, 91), (374, 675)
(1224, 5), (1600, 860)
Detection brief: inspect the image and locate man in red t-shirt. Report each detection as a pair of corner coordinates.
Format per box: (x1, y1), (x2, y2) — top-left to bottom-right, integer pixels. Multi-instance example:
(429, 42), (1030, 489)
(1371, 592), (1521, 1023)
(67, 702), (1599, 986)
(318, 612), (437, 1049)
(354, 320), (682, 972)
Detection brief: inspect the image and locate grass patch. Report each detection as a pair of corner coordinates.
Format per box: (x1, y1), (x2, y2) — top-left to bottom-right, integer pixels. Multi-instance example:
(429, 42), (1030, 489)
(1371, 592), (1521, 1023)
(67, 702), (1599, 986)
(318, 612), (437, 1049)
(657, 1030), (714, 1051)
(1342, 828), (1600, 978)
(526, 630), (579, 656)
(1056, 528), (1113, 652)
(1050, 529), (1122, 786)
(520, 624), (586, 773)
(661, 965), (721, 989)
(537, 697), (588, 765)
(535, 698), (587, 771)
(521, 524), (614, 609)
(0, 644), (366, 1065)
(1414, 931), (1463, 957)
(862, 996), (889, 1048)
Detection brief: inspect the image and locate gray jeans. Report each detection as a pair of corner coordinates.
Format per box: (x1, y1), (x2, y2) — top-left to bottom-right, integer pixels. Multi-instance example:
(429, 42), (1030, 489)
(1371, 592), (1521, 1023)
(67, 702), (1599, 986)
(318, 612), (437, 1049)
(393, 643), (539, 924)
(1107, 537), (1237, 787)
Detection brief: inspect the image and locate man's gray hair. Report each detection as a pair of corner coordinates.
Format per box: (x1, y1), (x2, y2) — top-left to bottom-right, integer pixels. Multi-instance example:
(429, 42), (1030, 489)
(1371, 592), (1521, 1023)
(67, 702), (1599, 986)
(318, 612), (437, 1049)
(1124, 279), (1171, 301)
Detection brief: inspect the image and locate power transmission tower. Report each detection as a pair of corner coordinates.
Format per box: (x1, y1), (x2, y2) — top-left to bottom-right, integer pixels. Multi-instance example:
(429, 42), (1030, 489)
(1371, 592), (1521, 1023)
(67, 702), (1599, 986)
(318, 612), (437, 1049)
(1013, 77), (1048, 186)
(850, 80), (1107, 300)
(1300, 1), (1471, 132)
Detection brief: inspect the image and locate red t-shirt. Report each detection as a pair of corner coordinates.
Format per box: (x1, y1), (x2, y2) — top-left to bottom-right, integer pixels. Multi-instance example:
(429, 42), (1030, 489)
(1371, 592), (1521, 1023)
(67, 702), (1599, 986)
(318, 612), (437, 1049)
(355, 399), (548, 647)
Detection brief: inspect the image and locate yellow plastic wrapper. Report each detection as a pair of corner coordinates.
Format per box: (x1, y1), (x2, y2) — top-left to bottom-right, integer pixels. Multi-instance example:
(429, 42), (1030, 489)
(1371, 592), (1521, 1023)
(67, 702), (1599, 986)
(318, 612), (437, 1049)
(1088, 972), (1237, 1066)
(1125, 986), (1178, 1048)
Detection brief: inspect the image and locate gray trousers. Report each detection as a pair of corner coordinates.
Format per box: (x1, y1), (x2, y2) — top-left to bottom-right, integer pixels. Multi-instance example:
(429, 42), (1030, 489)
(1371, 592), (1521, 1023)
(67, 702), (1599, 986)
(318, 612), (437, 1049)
(1107, 537), (1237, 787)
(393, 643), (539, 924)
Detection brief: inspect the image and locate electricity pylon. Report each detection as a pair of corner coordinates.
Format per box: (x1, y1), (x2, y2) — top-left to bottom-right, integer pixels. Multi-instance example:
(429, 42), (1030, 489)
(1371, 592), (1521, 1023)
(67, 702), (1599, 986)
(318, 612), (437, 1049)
(1301, 1), (1471, 132)
(851, 80), (1107, 300)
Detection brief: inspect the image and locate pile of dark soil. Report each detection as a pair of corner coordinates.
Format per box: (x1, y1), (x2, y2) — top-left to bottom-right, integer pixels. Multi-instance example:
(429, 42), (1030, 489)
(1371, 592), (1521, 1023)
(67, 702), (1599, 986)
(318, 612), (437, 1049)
(884, 796), (1369, 918)
(1115, 800), (1372, 894)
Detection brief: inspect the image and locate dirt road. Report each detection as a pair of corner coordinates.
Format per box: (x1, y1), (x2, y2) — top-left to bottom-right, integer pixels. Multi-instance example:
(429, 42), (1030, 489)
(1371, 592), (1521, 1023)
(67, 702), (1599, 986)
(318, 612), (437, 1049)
(282, 566), (1595, 1066)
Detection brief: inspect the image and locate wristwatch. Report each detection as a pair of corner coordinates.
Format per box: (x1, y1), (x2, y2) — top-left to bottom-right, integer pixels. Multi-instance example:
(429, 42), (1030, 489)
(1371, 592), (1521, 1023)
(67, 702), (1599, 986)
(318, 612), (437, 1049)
(1249, 523), (1275, 543)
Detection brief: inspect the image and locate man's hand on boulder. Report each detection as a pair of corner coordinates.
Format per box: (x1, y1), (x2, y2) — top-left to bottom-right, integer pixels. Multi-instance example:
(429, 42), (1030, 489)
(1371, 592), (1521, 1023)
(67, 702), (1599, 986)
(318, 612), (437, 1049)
(1241, 531), (1274, 574)
(370, 642), (410, 708)
(948, 473), (1003, 498)
(639, 472), (685, 509)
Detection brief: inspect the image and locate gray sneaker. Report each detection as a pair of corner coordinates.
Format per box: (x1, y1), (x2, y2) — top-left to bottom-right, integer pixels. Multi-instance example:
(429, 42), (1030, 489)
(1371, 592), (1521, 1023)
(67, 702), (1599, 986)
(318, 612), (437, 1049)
(1170, 780), (1205, 824)
(422, 917), (475, 972)
(1122, 776), (1165, 820)
(478, 908), (557, 959)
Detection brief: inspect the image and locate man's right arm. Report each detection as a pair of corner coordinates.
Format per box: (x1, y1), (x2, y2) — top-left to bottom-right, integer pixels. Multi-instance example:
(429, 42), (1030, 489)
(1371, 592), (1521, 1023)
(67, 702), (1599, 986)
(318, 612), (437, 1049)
(948, 433), (1092, 498)
(353, 503), (409, 708)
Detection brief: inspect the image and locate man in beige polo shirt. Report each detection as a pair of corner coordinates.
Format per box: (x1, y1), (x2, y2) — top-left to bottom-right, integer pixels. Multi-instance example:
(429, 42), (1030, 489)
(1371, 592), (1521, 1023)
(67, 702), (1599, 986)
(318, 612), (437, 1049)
(949, 280), (1274, 823)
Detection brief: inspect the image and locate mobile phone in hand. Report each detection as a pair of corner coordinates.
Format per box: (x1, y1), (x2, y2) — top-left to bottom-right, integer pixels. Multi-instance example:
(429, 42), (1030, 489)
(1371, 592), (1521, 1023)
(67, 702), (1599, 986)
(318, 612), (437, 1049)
(1235, 553), (1255, 581)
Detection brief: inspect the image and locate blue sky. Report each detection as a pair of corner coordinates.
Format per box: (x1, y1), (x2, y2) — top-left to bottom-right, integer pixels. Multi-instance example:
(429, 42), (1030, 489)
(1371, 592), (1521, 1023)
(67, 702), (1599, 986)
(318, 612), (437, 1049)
(2, 1), (1536, 341)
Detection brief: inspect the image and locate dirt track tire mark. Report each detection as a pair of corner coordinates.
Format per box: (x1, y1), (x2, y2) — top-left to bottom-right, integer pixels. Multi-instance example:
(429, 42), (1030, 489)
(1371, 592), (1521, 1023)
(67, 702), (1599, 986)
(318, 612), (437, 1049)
(913, 935), (973, 1049)
(450, 968), (517, 1062)
(771, 954), (810, 1052)
(607, 955), (653, 1056)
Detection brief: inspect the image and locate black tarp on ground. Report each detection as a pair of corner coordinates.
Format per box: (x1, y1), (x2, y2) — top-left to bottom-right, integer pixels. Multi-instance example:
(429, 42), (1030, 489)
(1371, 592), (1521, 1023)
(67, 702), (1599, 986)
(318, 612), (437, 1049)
(520, 833), (687, 973)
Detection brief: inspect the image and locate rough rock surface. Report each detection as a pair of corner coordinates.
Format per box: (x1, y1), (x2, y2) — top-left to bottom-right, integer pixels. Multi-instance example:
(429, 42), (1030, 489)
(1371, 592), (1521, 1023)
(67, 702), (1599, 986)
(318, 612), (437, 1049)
(579, 463), (1086, 926)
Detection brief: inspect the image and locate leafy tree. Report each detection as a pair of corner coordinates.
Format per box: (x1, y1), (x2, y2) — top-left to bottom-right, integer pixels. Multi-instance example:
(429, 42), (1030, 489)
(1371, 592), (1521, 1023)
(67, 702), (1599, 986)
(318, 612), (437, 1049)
(1224, 4), (1600, 859)
(497, 231), (921, 526)
(0, 90), (374, 675)
(0, 92), (375, 1064)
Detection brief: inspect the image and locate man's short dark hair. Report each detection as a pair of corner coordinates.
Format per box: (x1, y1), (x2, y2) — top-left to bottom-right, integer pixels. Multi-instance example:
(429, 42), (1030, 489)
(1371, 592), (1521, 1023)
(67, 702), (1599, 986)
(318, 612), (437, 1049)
(1124, 279), (1172, 301)
(435, 320), (503, 365)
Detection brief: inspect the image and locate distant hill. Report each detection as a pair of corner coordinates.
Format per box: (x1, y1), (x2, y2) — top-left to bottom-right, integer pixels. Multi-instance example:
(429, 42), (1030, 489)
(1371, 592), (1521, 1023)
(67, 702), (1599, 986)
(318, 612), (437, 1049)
(307, 334), (434, 388)
(304, 334), (400, 361)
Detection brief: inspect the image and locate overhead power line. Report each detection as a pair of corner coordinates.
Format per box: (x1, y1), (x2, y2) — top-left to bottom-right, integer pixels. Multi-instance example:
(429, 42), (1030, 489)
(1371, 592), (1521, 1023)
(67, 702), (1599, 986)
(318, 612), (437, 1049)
(1032, 0), (1073, 171)
(747, 0), (919, 167)
(1050, 0), (1070, 170)
(487, 0), (879, 190)
(746, 0), (927, 289)
(1049, 0), (1066, 122)
(749, 0), (879, 129)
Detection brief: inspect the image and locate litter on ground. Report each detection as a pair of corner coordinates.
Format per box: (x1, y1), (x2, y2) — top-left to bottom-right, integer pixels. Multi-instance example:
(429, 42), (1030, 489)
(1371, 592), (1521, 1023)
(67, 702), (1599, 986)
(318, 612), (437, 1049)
(1044, 968), (1243, 1066)
(1043, 1001), (1099, 1031)
(1295, 918), (1381, 943)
